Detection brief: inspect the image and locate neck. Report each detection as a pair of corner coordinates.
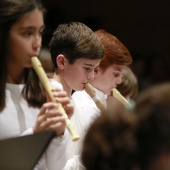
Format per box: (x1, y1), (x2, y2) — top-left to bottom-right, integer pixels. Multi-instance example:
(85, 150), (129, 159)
(7, 65), (25, 84)
(53, 71), (72, 98)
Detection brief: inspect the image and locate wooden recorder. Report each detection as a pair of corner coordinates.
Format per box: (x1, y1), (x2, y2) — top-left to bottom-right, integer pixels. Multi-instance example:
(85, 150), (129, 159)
(84, 83), (106, 112)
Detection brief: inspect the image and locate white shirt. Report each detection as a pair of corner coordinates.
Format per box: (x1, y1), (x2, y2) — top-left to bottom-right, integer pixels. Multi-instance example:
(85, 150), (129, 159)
(62, 97), (87, 170)
(0, 80), (69, 170)
(62, 88), (107, 170)
(72, 88), (107, 129)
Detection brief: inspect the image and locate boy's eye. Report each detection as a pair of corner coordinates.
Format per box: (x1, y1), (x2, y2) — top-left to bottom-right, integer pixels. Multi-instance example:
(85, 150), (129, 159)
(84, 67), (91, 71)
(94, 67), (99, 72)
(115, 74), (120, 77)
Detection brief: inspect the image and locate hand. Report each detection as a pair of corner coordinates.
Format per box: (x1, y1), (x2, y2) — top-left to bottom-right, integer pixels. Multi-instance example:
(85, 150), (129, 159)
(53, 89), (74, 119)
(33, 102), (66, 136)
(46, 88), (74, 119)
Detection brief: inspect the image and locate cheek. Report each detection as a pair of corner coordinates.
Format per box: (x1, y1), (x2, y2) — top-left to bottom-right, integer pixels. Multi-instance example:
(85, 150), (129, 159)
(10, 36), (26, 54)
(101, 72), (112, 82)
(74, 70), (85, 80)
(8, 39), (20, 60)
(103, 76), (116, 92)
(65, 66), (83, 83)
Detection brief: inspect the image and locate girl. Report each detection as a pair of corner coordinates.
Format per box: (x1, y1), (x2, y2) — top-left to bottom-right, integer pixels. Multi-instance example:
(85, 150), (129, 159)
(0, 0), (73, 169)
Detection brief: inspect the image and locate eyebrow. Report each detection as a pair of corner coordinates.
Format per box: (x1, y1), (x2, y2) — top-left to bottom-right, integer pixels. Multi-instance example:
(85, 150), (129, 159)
(84, 63), (95, 67)
(113, 65), (123, 71)
(116, 68), (122, 71)
(20, 25), (45, 30)
(113, 68), (122, 72)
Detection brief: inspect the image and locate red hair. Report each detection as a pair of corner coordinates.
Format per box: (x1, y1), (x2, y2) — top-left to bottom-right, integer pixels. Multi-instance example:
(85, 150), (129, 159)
(95, 29), (132, 71)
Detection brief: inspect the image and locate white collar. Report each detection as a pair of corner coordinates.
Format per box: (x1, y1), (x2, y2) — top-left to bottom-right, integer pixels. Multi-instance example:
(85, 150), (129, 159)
(93, 87), (107, 103)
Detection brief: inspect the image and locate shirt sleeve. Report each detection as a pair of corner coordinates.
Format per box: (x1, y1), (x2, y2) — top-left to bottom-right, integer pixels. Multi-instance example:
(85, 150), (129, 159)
(21, 128), (34, 136)
(62, 155), (86, 170)
(45, 129), (69, 170)
(49, 78), (63, 91)
(34, 130), (69, 170)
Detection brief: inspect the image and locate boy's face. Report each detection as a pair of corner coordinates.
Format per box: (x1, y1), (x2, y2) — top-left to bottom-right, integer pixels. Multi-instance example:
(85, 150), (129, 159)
(91, 64), (124, 95)
(61, 57), (101, 91)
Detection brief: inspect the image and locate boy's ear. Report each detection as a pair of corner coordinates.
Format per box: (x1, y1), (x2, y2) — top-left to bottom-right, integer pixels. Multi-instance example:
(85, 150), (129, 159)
(56, 54), (67, 69)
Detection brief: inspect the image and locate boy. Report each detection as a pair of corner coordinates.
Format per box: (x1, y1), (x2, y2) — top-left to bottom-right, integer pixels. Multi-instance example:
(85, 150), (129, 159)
(73, 29), (133, 127)
(49, 22), (104, 169)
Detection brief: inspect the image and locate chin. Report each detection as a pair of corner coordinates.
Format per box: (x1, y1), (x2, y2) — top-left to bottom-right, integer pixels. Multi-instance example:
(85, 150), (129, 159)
(105, 91), (111, 95)
(74, 86), (84, 91)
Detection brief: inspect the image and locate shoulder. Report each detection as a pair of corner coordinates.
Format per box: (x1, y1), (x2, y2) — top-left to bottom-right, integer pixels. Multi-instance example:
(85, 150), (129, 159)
(72, 90), (97, 109)
(72, 90), (89, 100)
(49, 78), (63, 91)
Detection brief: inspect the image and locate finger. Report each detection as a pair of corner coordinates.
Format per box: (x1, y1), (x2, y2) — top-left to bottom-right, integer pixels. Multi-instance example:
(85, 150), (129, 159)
(49, 122), (66, 136)
(45, 110), (63, 119)
(38, 102), (59, 124)
(43, 116), (66, 130)
(37, 114), (64, 130)
(63, 103), (74, 119)
(56, 97), (71, 106)
(48, 121), (66, 136)
(52, 87), (62, 93)
(46, 115), (65, 125)
(46, 87), (63, 102)
(52, 90), (68, 98)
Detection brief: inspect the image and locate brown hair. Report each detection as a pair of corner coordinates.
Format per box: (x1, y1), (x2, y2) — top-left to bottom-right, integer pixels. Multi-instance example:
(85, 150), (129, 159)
(117, 66), (138, 98)
(49, 22), (104, 68)
(134, 83), (170, 170)
(0, 0), (46, 111)
(82, 82), (170, 170)
(82, 105), (137, 170)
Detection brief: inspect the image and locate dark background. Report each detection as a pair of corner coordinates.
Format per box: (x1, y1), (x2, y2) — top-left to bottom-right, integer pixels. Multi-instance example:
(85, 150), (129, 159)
(41, 0), (170, 92)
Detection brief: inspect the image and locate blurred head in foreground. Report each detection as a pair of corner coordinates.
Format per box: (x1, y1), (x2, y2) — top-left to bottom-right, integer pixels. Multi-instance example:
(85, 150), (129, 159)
(82, 82), (170, 170)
